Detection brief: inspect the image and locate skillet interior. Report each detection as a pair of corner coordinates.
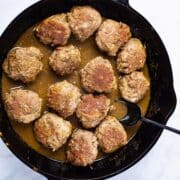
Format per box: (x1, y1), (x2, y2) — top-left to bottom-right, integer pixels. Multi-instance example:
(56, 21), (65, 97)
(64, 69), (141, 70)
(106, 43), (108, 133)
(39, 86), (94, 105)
(0, 0), (176, 179)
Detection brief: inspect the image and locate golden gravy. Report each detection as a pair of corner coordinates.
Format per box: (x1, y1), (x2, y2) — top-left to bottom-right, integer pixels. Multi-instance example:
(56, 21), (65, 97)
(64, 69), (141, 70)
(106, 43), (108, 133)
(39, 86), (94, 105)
(1, 25), (150, 161)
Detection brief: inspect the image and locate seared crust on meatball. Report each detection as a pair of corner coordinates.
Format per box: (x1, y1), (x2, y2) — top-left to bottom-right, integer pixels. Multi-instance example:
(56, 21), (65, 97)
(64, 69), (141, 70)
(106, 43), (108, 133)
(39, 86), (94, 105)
(96, 116), (127, 153)
(34, 14), (71, 47)
(76, 94), (110, 128)
(96, 19), (131, 56)
(80, 56), (116, 93)
(4, 88), (42, 123)
(34, 112), (72, 151)
(68, 6), (102, 41)
(3, 47), (43, 83)
(117, 38), (146, 74)
(119, 71), (150, 103)
(47, 80), (81, 118)
(49, 45), (81, 76)
(67, 129), (98, 166)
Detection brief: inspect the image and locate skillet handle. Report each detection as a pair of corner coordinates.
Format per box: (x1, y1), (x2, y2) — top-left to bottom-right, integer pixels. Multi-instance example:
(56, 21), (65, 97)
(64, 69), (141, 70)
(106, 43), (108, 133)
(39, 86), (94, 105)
(112, 0), (129, 6)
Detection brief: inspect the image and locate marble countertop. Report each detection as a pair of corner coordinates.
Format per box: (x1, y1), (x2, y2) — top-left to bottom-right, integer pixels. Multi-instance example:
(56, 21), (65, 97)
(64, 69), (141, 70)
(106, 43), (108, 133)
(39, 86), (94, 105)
(0, 0), (180, 180)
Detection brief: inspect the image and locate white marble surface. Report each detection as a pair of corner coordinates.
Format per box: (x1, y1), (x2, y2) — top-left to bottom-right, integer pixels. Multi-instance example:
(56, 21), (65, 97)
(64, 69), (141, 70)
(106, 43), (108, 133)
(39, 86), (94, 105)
(0, 0), (180, 179)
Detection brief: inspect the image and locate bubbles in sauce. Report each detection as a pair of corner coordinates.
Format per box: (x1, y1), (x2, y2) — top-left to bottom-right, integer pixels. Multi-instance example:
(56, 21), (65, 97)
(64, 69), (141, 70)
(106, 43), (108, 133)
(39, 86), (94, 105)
(1, 25), (151, 162)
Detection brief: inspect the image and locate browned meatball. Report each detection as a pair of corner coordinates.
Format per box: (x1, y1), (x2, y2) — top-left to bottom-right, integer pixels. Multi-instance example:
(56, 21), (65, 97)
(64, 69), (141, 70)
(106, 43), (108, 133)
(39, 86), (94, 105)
(49, 45), (81, 76)
(34, 112), (72, 151)
(68, 6), (102, 41)
(67, 129), (98, 166)
(117, 38), (146, 74)
(4, 88), (42, 123)
(34, 14), (71, 47)
(47, 80), (81, 118)
(3, 47), (43, 83)
(96, 19), (131, 56)
(76, 94), (110, 129)
(96, 116), (127, 153)
(119, 71), (150, 103)
(80, 56), (117, 93)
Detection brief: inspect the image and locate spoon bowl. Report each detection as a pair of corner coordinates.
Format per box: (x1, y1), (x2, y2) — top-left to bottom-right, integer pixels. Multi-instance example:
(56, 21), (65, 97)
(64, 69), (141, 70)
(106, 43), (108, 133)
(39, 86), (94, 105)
(117, 100), (141, 126)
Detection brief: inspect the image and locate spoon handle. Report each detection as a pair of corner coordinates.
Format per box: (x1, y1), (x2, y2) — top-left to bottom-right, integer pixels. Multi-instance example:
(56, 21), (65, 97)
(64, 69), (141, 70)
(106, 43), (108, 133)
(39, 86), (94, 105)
(141, 117), (180, 135)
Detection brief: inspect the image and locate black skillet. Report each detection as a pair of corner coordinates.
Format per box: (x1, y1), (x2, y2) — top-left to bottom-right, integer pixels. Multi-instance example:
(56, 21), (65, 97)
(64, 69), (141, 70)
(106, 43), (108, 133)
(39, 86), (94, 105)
(0, 0), (177, 179)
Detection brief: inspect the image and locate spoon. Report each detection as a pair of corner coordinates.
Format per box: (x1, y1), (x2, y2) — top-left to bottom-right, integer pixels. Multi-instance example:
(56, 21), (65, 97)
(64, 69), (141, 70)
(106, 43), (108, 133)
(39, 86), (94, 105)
(117, 100), (180, 135)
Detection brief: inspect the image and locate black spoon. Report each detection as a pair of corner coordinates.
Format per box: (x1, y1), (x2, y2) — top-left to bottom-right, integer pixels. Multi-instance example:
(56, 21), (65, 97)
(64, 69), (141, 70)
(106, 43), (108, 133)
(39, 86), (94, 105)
(117, 100), (180, 135)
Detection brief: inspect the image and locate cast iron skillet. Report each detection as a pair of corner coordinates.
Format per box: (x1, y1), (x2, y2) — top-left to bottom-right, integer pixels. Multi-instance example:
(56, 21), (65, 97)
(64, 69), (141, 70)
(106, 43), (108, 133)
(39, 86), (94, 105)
(0, 0), (177, 179)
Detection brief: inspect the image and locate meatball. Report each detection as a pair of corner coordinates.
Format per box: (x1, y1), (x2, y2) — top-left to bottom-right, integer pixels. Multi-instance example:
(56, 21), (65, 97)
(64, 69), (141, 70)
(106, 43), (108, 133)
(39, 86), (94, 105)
(95, 116), (127, 153)
(4, 88), (42, 123)
(117, 38), (146, 74)
(67, 129), (98, 166)
(76, 94), (110, 128)
(80, 56), (116, 93)
(47, 80), (81, 118)
(49, 45), (81, 76)
(119, 71), (150, 103)
(96, 19), (131, 56)
(34, 14), (71, 47)
(68, 6), (102, 42)
(3, 47), (43, 83)
(34, 112), (72, 151)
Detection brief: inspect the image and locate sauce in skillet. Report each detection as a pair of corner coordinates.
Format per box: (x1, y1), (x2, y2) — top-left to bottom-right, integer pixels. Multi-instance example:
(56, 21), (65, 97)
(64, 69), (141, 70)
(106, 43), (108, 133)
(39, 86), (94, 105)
(1, 25), (150, 161)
